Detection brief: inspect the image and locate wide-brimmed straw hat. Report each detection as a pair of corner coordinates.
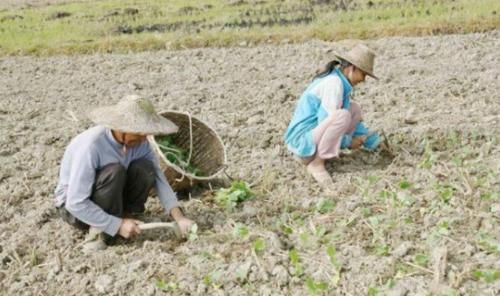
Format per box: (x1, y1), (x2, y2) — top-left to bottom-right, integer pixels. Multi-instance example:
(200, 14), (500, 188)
(89, 95), (178, 135)
(334, 44), (378, 79)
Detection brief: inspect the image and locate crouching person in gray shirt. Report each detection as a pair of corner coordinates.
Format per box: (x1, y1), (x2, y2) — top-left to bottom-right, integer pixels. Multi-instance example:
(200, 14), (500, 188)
(54, 95), (194, 251)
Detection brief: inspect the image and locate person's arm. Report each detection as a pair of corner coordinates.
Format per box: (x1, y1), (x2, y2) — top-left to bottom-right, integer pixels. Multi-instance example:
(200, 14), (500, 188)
(143, 143), (194, 235)
(170, 207), (194, 236)
(65, 148), (122, 236)
(352, 122), (381, 150)
(143, 144), (180, 212)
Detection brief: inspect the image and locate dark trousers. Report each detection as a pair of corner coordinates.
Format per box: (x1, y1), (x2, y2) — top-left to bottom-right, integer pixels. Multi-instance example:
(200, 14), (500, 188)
(59, 159), (155, 235)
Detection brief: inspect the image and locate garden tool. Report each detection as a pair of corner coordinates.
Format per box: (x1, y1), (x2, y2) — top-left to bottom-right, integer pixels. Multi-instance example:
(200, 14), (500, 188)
(138, 222), (182, 239)
(380, 130), (394, 156)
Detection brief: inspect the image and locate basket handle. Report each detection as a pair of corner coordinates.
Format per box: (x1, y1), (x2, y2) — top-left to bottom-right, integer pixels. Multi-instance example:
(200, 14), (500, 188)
(173, 111), (193, 183)
(185, 111), (193, 166)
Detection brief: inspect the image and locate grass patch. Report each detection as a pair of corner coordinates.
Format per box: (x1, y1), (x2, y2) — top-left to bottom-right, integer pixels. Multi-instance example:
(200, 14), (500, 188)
(0, 0), (498, 55)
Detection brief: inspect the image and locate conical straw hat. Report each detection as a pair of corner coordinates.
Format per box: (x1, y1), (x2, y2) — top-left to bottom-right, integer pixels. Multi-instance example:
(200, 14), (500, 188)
(89, 95), (178, 135)
(334, 44), (378, 79)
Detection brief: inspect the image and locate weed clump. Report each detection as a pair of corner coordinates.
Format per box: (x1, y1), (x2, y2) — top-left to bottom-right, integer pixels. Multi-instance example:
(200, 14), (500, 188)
(215, 180), (254, 209)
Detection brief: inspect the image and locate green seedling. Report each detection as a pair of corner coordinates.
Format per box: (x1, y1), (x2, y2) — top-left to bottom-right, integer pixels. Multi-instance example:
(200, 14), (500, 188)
(233, 223), (249, 239)
(384, 279), (396, 290)
(437, 220), (450, 236)
(305, 278), (328, 296)
(429, 220), (451, 245)
(315, 198), (336, 214)
(326, 244), (341, 286)
(288, 249), (304, 276)
(399, 179), (411, 189)
(413, 254), (429, 267)
(367, 286), (379, 296)
(419, 140), (436, 169)
(440, 289), (459, 296)
(156, 279), (177, 292)
(279, 223), (294, 235)
(472, 269), (500, 283)
(477, 232), (500, 253)
(315, 225), (327, 238)
(215, 180), (254, 209)
(434, 182), (455, 203)
(375, 244), (391, 257)
(203, 270), (223, 289)
(252, 238), (266, 254)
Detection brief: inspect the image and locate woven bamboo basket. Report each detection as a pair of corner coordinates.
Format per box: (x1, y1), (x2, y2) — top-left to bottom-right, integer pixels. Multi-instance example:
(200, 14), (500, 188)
(149, 111), (227, 192)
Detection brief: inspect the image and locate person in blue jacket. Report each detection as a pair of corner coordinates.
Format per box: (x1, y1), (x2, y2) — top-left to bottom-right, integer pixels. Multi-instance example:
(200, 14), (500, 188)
(284, 44), (381, 186)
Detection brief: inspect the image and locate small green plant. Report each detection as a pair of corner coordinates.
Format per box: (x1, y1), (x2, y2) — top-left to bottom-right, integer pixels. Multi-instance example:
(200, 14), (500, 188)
(315, 198), (336, 214)
(419, 140), (436, 169)
(305, 277), (328, 295)
(472, 269), (500, 283)
(437, 220), (450, 236)
(326, 244), (341, 286)
(375, 244), (391, 256)
(384, 278), (396, 290)
(233, 223), (250, 239)
(279, 223), (294, 235)
(399, 179), (411, 189)
(252, 238), (266, 253)
(435, 183), (455, 203)
(440, 289), (458, 296)
(156, 279), (177, 292)
(215, 180), (254, 209)
(203, 270), (223, 289)
(367, 286), (379, 296)
(413, 254), (429, 267)
(477, 232), (500, 253)
(288, 248), (304, 276)
(429, 220), (451, 245)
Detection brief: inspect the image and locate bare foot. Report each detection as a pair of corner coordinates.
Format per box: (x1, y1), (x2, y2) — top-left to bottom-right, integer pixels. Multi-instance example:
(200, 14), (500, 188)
(306, 158), (333, 187)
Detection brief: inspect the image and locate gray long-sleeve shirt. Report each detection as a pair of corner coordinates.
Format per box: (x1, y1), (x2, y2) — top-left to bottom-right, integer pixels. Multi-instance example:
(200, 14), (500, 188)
(54, 126), (179, 235)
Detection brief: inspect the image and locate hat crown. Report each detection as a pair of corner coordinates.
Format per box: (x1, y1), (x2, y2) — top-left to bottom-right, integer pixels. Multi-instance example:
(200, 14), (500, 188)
(119, 95), (156, 115)
(89, 95), (178, 135)
(336, 44), (378, 79)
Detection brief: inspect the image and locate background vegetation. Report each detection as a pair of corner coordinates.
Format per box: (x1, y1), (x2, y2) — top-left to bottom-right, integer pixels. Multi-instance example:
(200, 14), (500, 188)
(0, 0), (498, 55)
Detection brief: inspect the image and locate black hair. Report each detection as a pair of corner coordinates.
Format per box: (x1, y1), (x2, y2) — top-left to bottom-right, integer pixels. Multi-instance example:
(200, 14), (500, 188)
(313, 59), (352, 80)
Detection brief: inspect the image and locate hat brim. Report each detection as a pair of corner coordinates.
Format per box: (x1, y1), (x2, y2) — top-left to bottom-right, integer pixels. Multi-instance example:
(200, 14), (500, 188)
(89, 106), (179, 135)
(334, 53), (378, 80)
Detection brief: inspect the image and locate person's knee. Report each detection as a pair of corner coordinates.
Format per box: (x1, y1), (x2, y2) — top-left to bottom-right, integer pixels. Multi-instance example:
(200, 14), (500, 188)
(92, 163), (126, 210)
(129, 159), (155, 186)
(335, 110), (352, 128)
(102, 163), (127, 180)
(349, 102), (362, 121)
(350, 101), (361, 113)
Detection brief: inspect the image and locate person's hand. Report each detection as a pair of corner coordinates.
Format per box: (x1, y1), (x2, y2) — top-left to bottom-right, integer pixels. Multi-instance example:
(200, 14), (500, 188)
(118, 218), (142, 239)
(176, 217), (195, 237)
(351, 136), (367, 149)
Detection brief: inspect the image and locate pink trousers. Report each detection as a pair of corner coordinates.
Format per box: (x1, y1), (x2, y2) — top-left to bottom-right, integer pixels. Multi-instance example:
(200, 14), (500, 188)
(303, 102), (361, 163)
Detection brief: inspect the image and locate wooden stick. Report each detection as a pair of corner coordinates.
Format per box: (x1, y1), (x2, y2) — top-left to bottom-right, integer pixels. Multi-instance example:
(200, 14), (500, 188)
(138, 222), (177, 230)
